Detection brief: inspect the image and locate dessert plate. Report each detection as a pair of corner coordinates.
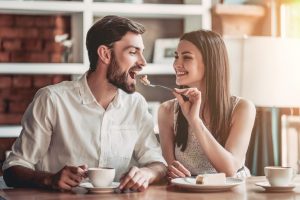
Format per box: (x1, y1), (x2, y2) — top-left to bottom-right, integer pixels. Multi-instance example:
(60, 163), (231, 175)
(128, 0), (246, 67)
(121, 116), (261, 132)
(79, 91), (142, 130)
(255, 181), (295, 192)
(171, 177), (244, 192)
(79, 182), (120, 194)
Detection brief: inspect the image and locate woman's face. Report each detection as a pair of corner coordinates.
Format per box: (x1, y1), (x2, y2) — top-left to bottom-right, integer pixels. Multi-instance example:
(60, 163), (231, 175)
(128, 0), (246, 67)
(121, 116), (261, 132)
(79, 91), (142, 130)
(173, 40), (205, 88)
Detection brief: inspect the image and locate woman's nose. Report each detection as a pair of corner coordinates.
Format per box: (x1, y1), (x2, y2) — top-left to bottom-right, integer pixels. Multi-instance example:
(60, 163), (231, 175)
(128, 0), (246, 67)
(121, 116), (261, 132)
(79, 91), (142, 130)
(173, 58), (182, 69)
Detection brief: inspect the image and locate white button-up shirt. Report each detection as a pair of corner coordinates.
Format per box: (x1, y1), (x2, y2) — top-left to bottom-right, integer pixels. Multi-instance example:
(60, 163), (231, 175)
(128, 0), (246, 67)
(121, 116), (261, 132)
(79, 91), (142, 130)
(3, 73), (165, 180)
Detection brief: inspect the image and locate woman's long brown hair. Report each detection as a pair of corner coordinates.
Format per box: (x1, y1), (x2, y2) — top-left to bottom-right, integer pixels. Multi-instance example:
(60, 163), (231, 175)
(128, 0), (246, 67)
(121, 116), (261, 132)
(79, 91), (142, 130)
(175, 30), (233, 151)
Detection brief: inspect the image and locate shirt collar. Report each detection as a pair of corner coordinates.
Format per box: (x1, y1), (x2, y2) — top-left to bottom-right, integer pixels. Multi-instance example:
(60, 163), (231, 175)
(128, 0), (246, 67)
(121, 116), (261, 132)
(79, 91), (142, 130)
(79, 72), (95, 105)
(79, 72), (123, 108)
(111, 89), (123, 108)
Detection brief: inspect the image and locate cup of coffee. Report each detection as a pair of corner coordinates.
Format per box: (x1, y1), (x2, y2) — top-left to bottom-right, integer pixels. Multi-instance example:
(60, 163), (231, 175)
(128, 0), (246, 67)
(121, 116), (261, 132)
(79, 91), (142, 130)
(264, 166), (296, 187)
(88, 167), (115, 187)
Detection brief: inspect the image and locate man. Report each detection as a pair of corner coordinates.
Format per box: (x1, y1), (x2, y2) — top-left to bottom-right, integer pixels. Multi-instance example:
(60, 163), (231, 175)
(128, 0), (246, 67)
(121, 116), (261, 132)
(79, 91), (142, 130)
(3, 15), (166, 192)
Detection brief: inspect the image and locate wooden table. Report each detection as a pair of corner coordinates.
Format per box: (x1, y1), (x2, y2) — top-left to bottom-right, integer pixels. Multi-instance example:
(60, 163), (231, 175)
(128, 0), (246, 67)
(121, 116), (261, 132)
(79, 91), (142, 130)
(1, 176), (300, 200)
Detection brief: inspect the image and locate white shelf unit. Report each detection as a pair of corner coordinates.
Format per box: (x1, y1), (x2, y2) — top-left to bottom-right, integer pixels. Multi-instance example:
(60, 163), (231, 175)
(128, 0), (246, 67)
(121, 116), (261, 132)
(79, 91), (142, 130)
(0, 0), (212, 75)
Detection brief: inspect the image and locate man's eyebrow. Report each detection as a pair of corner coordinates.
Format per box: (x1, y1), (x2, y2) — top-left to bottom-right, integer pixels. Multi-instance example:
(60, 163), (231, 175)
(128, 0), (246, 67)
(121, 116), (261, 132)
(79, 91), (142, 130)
(123, 45), (143, 51)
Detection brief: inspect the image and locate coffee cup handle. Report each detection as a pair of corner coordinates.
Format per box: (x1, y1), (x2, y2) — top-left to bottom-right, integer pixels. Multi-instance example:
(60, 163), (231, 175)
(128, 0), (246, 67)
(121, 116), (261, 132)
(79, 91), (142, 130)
(292, 168), (297, 179)
(264, 168), (269, 177)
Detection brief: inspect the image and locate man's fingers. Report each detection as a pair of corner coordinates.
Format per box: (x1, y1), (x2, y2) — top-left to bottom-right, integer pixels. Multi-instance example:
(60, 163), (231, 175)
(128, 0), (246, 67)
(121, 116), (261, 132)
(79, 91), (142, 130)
(119, 167), (139, 189)
(130, 176), (145, 191)
(56, 178), (76, 190)
(138, 180), (149, 192)
(69, 166), (86, 175)
(58, 182), (72, 191)
(67, 172), (83, 183)
(78, 164), (88, 178)
(65, 177), (80, 187)
(124, 171), (142, 189)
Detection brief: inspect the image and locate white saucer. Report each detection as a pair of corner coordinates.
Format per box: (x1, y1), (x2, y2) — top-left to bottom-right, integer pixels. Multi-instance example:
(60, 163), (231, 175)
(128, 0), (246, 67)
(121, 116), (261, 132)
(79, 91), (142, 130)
(255, 181), (295, 192)
(79, 182), (120, 194)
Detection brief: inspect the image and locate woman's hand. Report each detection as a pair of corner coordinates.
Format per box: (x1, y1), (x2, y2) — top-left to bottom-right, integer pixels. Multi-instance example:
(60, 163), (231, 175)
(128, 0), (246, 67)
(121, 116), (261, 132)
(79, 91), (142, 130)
(167, 160), (191, 181)
(173, 88), (201, 123)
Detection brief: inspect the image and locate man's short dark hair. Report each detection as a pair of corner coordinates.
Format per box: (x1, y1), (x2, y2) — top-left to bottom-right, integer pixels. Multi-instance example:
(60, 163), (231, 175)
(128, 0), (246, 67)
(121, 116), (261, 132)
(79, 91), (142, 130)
(86, 15), (145, 71)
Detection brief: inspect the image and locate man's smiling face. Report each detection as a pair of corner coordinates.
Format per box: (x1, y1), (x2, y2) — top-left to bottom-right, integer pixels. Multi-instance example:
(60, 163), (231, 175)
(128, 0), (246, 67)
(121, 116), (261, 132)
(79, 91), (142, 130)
(107, 32), (146, 94)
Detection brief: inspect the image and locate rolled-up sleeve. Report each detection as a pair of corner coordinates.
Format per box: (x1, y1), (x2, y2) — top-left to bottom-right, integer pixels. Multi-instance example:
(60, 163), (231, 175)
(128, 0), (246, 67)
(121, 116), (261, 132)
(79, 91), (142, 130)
(133, 97), (166, 166)
(2, 88), (55, 171)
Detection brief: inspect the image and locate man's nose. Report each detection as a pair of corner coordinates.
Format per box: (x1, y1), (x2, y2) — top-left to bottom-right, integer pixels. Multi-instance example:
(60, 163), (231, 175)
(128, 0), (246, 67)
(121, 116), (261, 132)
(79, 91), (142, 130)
(139, 55), (147, 67)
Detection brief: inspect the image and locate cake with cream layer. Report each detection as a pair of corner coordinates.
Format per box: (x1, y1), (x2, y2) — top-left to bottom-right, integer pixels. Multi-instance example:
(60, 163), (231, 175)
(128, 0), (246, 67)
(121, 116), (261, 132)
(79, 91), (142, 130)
(195, 173), (226, 185)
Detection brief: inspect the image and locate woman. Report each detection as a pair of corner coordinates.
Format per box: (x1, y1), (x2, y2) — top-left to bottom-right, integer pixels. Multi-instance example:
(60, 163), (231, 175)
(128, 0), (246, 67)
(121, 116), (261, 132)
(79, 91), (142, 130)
(158, 30), (256, 179)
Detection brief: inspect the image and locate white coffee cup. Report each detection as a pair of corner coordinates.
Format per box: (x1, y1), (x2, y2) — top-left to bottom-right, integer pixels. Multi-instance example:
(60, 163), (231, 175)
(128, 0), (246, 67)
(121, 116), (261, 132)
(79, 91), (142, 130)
(88, 167), (115, 187)
(264, 166), (296, 187)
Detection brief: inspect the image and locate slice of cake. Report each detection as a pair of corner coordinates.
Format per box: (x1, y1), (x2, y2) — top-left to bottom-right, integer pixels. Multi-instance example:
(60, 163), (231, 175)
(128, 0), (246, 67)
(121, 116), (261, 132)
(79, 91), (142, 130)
(195, 173), (226, 185)
(140, 75), (150, 86)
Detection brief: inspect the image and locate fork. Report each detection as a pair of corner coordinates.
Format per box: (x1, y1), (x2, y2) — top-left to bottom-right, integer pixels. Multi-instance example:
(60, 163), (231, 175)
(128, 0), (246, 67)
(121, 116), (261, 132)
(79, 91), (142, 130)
(145, 84), (189, 101)
(147, 84), (173, 92)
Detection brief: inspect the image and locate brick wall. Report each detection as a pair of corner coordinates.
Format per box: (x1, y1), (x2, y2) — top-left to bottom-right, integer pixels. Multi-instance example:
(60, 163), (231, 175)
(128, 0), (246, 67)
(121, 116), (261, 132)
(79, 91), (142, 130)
(0, 14), (72, 125)
(0, 14), (70, 63)
(0, 14), (72, 169)
(0, 75), (70, 125)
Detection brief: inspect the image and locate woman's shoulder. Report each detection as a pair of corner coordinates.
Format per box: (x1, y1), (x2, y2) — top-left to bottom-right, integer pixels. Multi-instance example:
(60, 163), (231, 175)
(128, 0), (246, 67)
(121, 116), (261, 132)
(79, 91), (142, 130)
(231, 96), (256, 121)
(158, 98), (177, 117)
(160, 98), (177, 111)
(234, 97), (255, 110)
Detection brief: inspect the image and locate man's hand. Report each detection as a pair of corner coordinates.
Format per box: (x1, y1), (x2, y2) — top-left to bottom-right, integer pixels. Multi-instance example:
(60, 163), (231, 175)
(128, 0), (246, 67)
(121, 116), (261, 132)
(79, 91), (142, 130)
(51, 164), (88, 191)
(119, 166), (152, 192)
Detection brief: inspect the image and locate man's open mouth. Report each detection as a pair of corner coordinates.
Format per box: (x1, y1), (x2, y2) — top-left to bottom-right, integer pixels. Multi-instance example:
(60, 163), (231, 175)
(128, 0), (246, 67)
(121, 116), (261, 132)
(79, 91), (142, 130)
(129, 71), (137, 79)
(128, 66), (142, 80)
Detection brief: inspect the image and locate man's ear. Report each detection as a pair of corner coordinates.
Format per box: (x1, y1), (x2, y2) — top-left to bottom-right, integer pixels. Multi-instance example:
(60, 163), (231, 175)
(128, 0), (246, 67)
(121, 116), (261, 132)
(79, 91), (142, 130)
(97, 45), (111, 65)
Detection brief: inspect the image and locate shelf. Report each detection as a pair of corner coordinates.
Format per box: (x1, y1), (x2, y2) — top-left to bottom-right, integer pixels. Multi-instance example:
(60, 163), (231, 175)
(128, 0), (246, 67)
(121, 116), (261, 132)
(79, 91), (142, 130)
(92, 3), (211, 18)
(0, 0), (211, 75)
(0, 126), (21, 138)
(213, 4), (265, 17)
(0, 1), (210, 18)
(212, 4), (265, 36)
(0, 63), (87, 74)
(0, 1), (84, 14)
(0, 63), (174, 75)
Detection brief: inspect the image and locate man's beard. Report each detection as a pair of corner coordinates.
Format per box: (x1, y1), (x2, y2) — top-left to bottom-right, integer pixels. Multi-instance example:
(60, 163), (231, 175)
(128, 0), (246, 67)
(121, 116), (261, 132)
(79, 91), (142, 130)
(107, 53), (136, 94)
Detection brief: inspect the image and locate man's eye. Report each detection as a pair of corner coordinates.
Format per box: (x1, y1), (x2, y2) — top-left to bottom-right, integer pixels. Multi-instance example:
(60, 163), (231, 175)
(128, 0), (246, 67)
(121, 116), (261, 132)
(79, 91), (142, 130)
(130, 51), (137, 55)
(174, 55), (179, 59)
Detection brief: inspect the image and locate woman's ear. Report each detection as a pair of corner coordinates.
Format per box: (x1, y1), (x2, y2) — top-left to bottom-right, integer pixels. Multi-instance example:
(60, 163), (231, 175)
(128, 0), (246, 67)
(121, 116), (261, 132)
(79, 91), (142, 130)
(97, 45), (111, 65)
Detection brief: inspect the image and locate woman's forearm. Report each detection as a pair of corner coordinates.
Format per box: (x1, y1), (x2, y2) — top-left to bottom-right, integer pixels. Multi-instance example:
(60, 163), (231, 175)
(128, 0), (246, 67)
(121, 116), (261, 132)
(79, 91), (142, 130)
(190, 119), (241, 176)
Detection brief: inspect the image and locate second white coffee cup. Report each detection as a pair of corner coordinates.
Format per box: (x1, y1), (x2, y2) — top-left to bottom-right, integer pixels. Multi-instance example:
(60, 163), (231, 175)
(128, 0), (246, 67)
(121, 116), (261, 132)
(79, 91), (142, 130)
(264, 166), (296, 187)
(88, 167), (115, 187)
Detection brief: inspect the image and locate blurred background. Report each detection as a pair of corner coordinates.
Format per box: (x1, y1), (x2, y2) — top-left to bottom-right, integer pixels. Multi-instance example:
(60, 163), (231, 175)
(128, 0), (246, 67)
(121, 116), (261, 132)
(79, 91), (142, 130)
(0, 0), (299, 176)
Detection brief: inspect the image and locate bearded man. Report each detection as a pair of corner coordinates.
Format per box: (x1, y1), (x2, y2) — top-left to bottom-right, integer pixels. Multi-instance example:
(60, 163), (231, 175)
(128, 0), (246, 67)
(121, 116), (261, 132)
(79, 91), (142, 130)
(3, 15), (166, 192)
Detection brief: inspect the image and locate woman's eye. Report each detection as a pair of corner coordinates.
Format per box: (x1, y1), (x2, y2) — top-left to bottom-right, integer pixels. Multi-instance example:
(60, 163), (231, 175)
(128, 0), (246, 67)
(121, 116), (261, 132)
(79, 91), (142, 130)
(183, 56), (192, 60)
